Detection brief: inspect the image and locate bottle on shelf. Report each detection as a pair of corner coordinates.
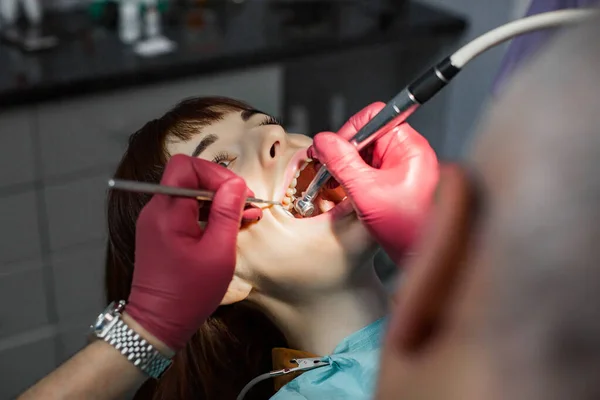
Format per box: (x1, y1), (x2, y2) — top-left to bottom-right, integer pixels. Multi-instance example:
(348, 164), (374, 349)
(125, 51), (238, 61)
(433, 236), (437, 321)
(119, 0), (141, 44)
(133, 0), (176, 57)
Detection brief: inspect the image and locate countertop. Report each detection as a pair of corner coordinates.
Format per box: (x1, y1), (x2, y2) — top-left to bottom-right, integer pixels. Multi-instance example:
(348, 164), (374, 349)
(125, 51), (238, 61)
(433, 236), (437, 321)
(0, 1), (467, 109)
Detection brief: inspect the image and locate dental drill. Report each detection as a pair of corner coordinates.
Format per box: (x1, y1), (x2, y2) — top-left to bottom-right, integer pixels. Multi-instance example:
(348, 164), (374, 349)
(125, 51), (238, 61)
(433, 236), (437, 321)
(294, 8), (599, 217)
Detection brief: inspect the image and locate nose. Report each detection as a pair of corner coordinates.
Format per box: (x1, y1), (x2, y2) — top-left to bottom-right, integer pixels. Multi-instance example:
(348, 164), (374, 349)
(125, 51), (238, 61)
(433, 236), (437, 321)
(259, 127), (286, 168)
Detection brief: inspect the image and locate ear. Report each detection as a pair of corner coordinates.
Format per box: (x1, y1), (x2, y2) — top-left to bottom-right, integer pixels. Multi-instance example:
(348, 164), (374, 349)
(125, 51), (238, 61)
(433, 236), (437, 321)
(220, 275), (253, 305)
(387, 164), (478, 354)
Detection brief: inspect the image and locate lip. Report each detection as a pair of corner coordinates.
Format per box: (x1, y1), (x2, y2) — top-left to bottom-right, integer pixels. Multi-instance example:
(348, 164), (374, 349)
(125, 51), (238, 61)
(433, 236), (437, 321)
(276, 147), (310, 201)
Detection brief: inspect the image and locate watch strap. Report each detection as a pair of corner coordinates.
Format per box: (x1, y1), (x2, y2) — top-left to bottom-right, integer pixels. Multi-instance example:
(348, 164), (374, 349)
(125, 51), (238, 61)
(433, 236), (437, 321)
(103, 318), (172, 379)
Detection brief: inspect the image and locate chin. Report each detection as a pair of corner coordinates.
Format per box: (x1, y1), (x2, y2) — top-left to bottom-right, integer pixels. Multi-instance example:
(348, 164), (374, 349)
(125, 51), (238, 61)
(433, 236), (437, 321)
(244, 206), (375, 290)
(241, 223), (376, 293)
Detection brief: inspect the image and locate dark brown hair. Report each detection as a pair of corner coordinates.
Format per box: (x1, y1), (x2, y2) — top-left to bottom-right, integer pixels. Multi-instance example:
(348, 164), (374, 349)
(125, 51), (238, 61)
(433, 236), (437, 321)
(105, 97), (287, 400)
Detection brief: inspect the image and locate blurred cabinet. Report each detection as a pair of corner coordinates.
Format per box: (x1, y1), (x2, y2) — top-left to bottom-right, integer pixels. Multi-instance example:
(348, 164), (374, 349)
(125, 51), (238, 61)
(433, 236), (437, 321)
(0, 110), (35, 189)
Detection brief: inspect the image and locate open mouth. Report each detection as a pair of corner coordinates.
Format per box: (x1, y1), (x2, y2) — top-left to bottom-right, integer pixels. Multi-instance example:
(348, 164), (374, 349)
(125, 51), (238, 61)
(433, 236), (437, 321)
(281, 159), (346, 218)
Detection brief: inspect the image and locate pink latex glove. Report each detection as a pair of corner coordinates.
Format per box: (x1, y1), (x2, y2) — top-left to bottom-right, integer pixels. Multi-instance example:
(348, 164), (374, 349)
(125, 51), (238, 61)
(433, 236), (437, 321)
(126, 154), (261, 351)
(310, 102), (439, 265)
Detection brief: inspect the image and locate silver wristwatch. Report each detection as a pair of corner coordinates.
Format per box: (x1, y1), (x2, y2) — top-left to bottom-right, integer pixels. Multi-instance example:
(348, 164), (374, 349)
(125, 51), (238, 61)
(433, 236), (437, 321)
(89, 300), (172, 379)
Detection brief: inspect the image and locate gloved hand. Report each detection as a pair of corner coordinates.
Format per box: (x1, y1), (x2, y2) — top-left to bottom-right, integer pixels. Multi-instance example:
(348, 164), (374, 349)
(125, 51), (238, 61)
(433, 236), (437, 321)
(126, 154), (260, 351)
(309, 102), (439, 265)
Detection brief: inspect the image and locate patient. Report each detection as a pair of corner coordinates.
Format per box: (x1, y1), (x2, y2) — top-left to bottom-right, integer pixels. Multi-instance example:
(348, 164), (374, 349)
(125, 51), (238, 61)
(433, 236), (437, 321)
(106, 97), (394, 399)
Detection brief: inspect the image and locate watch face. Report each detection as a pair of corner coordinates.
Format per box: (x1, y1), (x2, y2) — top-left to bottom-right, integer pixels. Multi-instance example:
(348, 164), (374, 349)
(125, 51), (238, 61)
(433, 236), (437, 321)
(91, 312), (106, 332)
(90, 301), (120, 335)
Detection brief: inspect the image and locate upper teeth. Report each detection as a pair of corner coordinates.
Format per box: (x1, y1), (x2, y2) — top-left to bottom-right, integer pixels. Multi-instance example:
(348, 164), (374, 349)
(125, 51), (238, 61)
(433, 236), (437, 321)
(282, 160), (310, 212)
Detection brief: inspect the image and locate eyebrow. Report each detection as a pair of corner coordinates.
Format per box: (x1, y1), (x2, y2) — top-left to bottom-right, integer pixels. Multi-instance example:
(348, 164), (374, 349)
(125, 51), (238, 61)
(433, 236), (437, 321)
(191, 109), (269, 157)
(192, 133), (218, 157)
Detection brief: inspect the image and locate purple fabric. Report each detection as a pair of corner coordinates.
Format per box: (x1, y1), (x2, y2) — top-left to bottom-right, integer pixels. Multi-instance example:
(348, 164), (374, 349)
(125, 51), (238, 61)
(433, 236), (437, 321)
(492, 0), (598, 94)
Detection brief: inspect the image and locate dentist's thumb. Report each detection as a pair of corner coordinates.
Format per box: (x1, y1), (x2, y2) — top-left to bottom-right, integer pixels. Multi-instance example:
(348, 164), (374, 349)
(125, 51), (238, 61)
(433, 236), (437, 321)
(311, 131), (372, 194)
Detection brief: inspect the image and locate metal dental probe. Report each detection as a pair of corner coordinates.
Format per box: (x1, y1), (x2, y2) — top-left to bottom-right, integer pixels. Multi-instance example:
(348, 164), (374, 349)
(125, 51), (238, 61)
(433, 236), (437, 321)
(108, 179), (281, 206)
(293, 8), (599, 217)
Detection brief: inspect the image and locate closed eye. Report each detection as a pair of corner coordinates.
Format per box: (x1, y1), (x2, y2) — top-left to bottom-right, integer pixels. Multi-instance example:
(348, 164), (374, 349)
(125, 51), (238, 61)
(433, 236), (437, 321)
(212, 151), (237, 168)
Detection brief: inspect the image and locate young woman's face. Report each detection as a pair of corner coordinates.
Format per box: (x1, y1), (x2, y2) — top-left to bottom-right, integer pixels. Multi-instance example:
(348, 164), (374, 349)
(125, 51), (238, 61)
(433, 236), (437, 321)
(167, 110), (376, 297)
